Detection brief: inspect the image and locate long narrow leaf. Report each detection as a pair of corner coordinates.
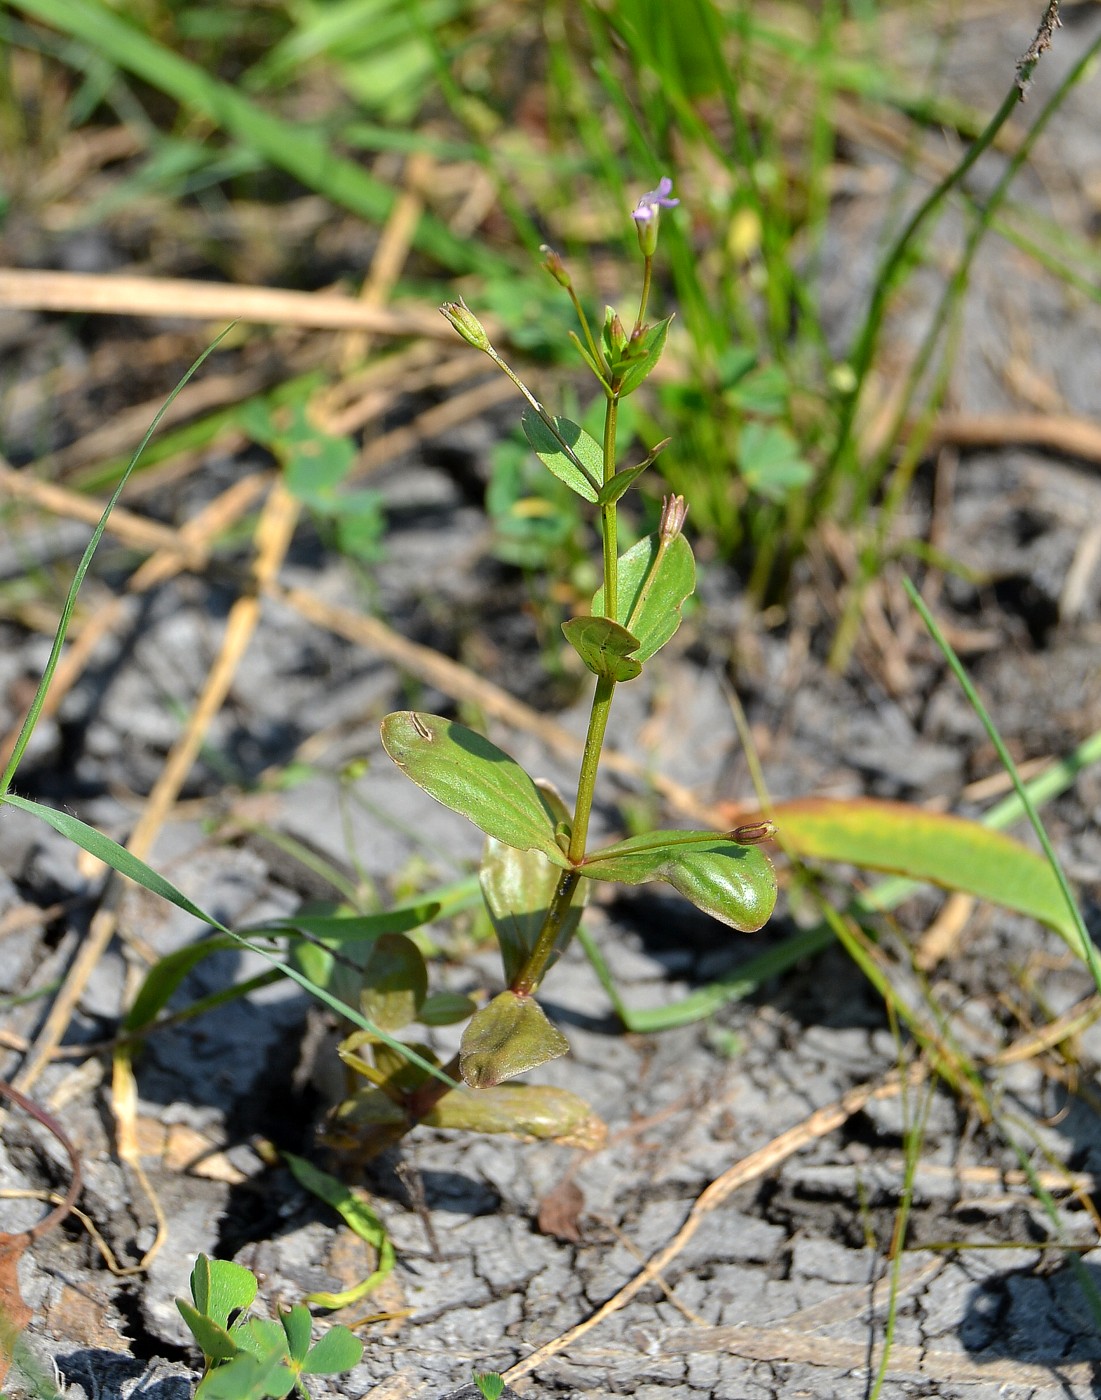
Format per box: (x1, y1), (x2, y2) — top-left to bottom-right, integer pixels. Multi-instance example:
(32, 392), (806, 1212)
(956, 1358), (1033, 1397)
(0, 327), (232, 794)
(903, 578), (1099, 987)
(770, 796), (1089, 960)
(0, 794), (459, 1088)
(283, 1153), (394, 1308)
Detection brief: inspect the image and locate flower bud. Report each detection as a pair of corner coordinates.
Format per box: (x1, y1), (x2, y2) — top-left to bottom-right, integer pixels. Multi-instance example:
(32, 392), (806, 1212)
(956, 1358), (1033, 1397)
(439, 299), (491, 352)
(632, 176), (679, 256)
(659, 493), (688, 543)
(540, 244), (572, 289)
(604, 307), (629, 359)
(728, 820), (776, 846)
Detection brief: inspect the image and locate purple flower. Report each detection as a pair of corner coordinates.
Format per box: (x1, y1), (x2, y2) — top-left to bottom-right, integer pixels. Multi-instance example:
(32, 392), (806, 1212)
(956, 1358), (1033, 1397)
(631, 177), (679, 227)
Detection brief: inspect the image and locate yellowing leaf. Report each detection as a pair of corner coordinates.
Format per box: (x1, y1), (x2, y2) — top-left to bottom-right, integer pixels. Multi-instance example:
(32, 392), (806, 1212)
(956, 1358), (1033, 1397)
(770, 797), (1086, 956)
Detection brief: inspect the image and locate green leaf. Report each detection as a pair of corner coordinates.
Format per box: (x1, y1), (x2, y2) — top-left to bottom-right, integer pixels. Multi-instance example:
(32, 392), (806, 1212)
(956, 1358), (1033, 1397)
(737, 422), (813, 502)
(521, 412), (602, 502)
(300, 1327), (364, 1375)
(204, 1258), (258, 1330)
(596, 437), (670, 507)
(617, 315), (672, 397)
(561, 615), (642, 682)
(596, 460), (649, 507)
(283, 1152), (395, 1308)
(726, 363), (790, 416)
(276, 404), (356, 506)
(176, 1301), (240, 1364)
(418, 991), (478, 1025)
(357, 932), (427, 1032)
(769, 797), (1089, 957)
(580, 831), (777, 932)
(380, 713), (569, 866)
(425, 1083), (605, 1149)
(188, 1252), (213, 1315)
(196, 1350), (289, 1400)
(234, 1317), (286, 1362)
(229, 1322), (297, 1397)
(0, 793), (457, 1090)
(278, 1307), (312, 1367)
(279, 902), (441, 1005)
(273, 904), (441, 945)
(459, 990), (570, 1088)
(481, 832), (588, 986)
(473, 1374), (506, 1400)
(593, 533), (695, 663)
(126, 936), (244, 1032)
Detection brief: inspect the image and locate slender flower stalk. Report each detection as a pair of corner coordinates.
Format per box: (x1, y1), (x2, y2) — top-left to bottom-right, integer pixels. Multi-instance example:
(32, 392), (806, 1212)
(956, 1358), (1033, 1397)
(542, 244), (606, 375)
(438, 179), (688, 1010)
(631, 177), (678, 327)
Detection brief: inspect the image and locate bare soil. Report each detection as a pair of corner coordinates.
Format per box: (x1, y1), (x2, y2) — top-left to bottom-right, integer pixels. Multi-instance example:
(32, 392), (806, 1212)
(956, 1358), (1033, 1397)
(4, 5), (1101, 1397)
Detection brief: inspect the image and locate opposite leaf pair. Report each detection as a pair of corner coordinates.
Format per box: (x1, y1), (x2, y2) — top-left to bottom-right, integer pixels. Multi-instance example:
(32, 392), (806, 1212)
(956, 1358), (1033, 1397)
(177, 1255), (363, 1400)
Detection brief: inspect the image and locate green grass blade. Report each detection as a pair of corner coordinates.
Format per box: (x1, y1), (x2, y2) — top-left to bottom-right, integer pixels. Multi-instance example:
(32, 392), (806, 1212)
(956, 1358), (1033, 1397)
(283, 1152), (394, 1308)
(0, 794), (459, 1088)
(771, 797), (1085, 956)
(0, 327), (232, 796)
(11, 0), (503, 276)
(575, 920), (832, 1034)
(904, 577), (1099, 993)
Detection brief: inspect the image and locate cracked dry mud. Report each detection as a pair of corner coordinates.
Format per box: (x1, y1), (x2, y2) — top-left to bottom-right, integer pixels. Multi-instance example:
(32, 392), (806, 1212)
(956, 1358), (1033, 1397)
(5, 4), (1101, 1398)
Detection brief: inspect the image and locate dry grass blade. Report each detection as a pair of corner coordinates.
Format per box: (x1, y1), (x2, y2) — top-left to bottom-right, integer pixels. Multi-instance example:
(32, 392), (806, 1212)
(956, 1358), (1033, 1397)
(0, 452), (189, 557)
(923, 410), (1101, 464)
(337, 150), (436, 372)
(13, 480), (300, 1095)
(0, 472), (269, 768)
(638, 1320), (1096, 1389)
(503, 1068), (922, 1384)
(0, 268), (461, 338)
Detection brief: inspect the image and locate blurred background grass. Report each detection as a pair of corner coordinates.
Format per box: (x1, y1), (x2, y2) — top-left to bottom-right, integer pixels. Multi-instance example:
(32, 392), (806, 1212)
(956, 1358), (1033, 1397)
(2, 0), (1098, 628)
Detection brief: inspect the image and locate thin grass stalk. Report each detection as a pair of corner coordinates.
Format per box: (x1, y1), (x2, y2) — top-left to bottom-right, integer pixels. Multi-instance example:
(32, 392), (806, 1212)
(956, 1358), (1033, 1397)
(904, 578), (1099, 991)
(814, 16), (1055, 523)
(830, 19), (1101, 668)
(868, 1076), (934, 1400)
(0, 329), (232, 795)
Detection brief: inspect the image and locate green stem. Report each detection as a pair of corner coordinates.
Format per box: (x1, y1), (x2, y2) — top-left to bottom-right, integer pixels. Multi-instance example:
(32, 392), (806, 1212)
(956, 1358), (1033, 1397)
(508, 388), (623, 996)
(568, 285), (606, 374)
(505, 672), (616, 994)
(601, 394), (620, 615)
(512, 868), (582, 996)
(569, 673), (616, 863)
(636, 253), (653, 332)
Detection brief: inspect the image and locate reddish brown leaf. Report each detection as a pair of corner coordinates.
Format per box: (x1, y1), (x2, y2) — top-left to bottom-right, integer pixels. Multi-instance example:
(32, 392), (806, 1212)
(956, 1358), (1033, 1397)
(536, 1177), (585, 1244)
(0, 1233), (33, 1384)
(0, 1081), (83, 1383)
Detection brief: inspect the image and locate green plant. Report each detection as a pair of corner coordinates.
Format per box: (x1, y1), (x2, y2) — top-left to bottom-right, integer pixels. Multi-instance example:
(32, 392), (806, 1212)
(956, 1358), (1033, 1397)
(326, 179), (779, 1143)
(177, 1255), (363, 1400)
(472, 1373), (505, 1400)
(3, 178), (1099, 1166)
(239, 389), (385, 564)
